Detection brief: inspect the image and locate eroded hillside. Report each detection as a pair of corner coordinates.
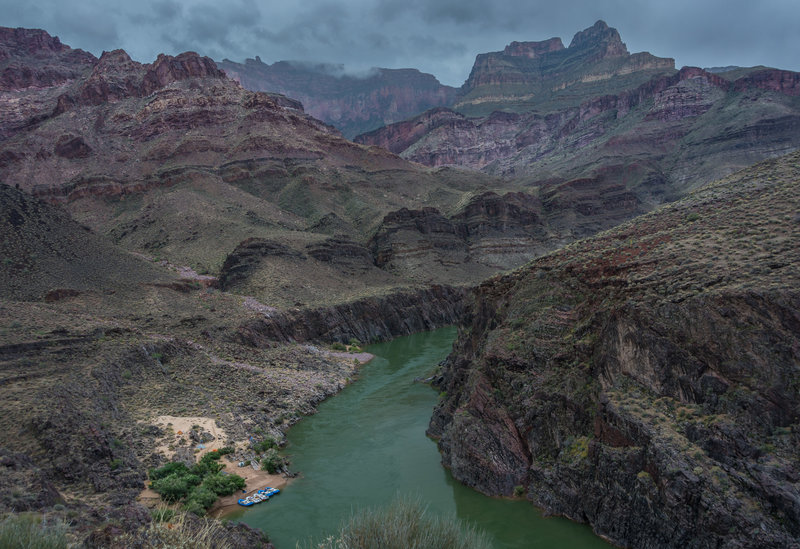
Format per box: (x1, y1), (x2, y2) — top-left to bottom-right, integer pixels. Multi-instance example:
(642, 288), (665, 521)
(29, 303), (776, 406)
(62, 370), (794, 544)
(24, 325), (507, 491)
(429, 151), (800, 548)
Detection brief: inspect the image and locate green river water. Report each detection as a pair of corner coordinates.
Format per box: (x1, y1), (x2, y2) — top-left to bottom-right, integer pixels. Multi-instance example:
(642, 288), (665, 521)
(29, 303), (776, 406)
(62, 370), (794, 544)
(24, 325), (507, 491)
(234, 326), (611, 548)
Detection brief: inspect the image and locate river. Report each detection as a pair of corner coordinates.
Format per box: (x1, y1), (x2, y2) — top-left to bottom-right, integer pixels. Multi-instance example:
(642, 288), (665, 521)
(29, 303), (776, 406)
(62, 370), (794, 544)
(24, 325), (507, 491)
(233, 326), (611, 548)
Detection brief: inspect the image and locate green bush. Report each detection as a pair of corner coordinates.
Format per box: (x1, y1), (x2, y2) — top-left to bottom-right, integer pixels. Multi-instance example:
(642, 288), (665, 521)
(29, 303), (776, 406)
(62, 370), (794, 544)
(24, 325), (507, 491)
(184, 485), (218, 514)
(149, 461), (189, 481)
(253, 437), (277, 453)
(151, 473), (194, 502)
(149, 452), (243, 513)
(0, 513), (68, 549)
(203, 473), (246, 496)
(309, 496), (492, 549)
(331, 342), (347, 351)
(260, 448), (283, 474)
(191, 453), (223, 477)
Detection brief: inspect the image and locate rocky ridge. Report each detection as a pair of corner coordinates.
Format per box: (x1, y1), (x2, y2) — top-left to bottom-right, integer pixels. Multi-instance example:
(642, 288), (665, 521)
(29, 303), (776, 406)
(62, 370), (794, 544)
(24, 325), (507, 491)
(217, 57), (458, 138)
(455, 20), (675, 116)
(357, 22), (800, 212)
(428, 151), (800, 548)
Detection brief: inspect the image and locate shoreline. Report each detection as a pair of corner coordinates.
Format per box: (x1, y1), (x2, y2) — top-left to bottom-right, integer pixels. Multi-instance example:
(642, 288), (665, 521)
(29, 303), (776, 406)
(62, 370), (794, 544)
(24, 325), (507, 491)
(137, 351), (375, 517)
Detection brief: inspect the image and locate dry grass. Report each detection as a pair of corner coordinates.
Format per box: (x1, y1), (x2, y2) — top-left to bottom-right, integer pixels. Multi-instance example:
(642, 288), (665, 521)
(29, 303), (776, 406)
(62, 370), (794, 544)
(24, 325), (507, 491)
(307, 496), (492, 549)
(0, 513), (69, 549)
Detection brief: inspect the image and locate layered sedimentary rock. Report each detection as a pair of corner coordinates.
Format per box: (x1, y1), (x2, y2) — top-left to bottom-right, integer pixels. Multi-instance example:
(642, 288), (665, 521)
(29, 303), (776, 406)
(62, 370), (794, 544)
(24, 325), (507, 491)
(217, 57), (458, 138)
(429, 152), (800, 548)
(455, 20), (675, 116)
(357, 22), (800, 210)
(367, 183), (643, 284)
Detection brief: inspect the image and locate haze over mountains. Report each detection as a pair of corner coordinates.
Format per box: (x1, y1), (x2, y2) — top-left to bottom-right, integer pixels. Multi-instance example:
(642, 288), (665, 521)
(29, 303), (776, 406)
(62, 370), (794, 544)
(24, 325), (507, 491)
(0, 18), (798, 549)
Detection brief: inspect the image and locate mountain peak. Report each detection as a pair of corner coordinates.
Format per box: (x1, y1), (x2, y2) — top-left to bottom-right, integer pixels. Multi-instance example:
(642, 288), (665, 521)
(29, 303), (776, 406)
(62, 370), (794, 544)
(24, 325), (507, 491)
(568, 20), (628, 56)
(503, 38), (565, 58)
(0, 27), (66, 56)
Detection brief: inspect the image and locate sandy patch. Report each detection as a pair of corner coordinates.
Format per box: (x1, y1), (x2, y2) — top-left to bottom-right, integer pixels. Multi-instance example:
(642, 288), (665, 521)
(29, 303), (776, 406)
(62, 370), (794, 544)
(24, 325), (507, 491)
(151, 415), (228, 457)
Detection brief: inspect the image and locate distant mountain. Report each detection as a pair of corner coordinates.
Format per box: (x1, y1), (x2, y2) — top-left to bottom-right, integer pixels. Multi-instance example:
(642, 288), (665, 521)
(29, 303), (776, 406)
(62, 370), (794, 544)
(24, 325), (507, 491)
(216, 57), (457, 138)
(357, 21), (800, 209)
(455, 20), (675, 116)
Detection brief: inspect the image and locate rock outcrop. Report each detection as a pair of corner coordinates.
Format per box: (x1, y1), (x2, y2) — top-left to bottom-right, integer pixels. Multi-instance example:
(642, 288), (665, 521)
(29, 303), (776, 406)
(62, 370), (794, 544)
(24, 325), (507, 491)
(235, 285), (467, 346)
(0, 27), (95, 91)
(456, 20), (675, 116)
(429, 151), (800, 548)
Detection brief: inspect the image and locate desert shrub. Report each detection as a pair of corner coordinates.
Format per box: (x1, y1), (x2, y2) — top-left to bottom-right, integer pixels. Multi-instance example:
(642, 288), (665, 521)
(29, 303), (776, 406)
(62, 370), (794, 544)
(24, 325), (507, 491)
(253, 437), (277, 453)
(217, 446), (235, 455)
(118, 509), (266, 548)
(331, 342), (346, 351)
(309, 496), (492, 549)
(0, 513), (68, 549)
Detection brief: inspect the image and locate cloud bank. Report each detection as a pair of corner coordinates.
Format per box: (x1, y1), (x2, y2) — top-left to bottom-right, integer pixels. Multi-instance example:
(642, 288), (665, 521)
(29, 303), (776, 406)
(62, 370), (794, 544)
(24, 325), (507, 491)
(2, 0), (798, 86)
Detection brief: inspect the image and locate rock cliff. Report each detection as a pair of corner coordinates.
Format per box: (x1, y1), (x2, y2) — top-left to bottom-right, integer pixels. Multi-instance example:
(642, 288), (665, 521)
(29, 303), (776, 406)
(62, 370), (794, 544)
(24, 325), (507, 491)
(359, 63), (800, 211)
(429, 151), (800, 548)
(456, 20), (675, 116)
(217, 57), (458, 138)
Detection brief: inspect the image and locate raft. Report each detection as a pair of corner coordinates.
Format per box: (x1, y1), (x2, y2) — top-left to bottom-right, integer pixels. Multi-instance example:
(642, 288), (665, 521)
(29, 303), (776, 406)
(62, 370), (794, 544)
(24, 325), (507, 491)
(238, 487), (280, 506)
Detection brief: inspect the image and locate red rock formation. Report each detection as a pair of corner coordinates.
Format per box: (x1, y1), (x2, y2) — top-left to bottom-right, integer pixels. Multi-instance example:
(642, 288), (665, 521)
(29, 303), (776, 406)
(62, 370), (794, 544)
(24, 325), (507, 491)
(0, 27), (95, 91)
(733, 68), (800, 96)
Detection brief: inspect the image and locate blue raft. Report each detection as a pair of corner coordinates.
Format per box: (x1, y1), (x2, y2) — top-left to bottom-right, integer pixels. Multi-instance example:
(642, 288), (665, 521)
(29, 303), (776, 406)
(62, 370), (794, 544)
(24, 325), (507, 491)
(237, 487), (280, 506)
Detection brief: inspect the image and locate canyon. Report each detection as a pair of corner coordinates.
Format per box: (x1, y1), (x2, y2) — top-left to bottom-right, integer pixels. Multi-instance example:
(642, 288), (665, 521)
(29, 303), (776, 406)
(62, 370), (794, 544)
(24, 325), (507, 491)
(0, 19), (798, 549)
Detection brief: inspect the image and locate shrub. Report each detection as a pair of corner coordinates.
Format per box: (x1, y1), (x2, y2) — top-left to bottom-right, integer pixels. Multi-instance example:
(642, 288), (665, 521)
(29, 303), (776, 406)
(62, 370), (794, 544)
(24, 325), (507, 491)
(116, 510), (269, 547)
(253, 437), (277, 453)
(191, 453), (224, 477)
(149, 461), (189, 481)
(184, 485), (218, 514)
(151, 473), (194, 502)
(331, 342), (346, 351)
(513, 485), (525, 497)
(0, 513), (68, 549)
(260, 448), (283, 474)
(203, 473), (246, 496)
(309, 496), (492, 549)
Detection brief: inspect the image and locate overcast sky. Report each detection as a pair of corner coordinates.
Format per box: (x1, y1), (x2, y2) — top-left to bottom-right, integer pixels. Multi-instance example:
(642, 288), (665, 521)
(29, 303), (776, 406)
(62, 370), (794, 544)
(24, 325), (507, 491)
(3, 0), (799, 86)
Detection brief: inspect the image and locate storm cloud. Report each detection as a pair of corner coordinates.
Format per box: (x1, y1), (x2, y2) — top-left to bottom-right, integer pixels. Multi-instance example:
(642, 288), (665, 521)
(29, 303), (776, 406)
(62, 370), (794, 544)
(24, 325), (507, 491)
(2, 0), (798, 86)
